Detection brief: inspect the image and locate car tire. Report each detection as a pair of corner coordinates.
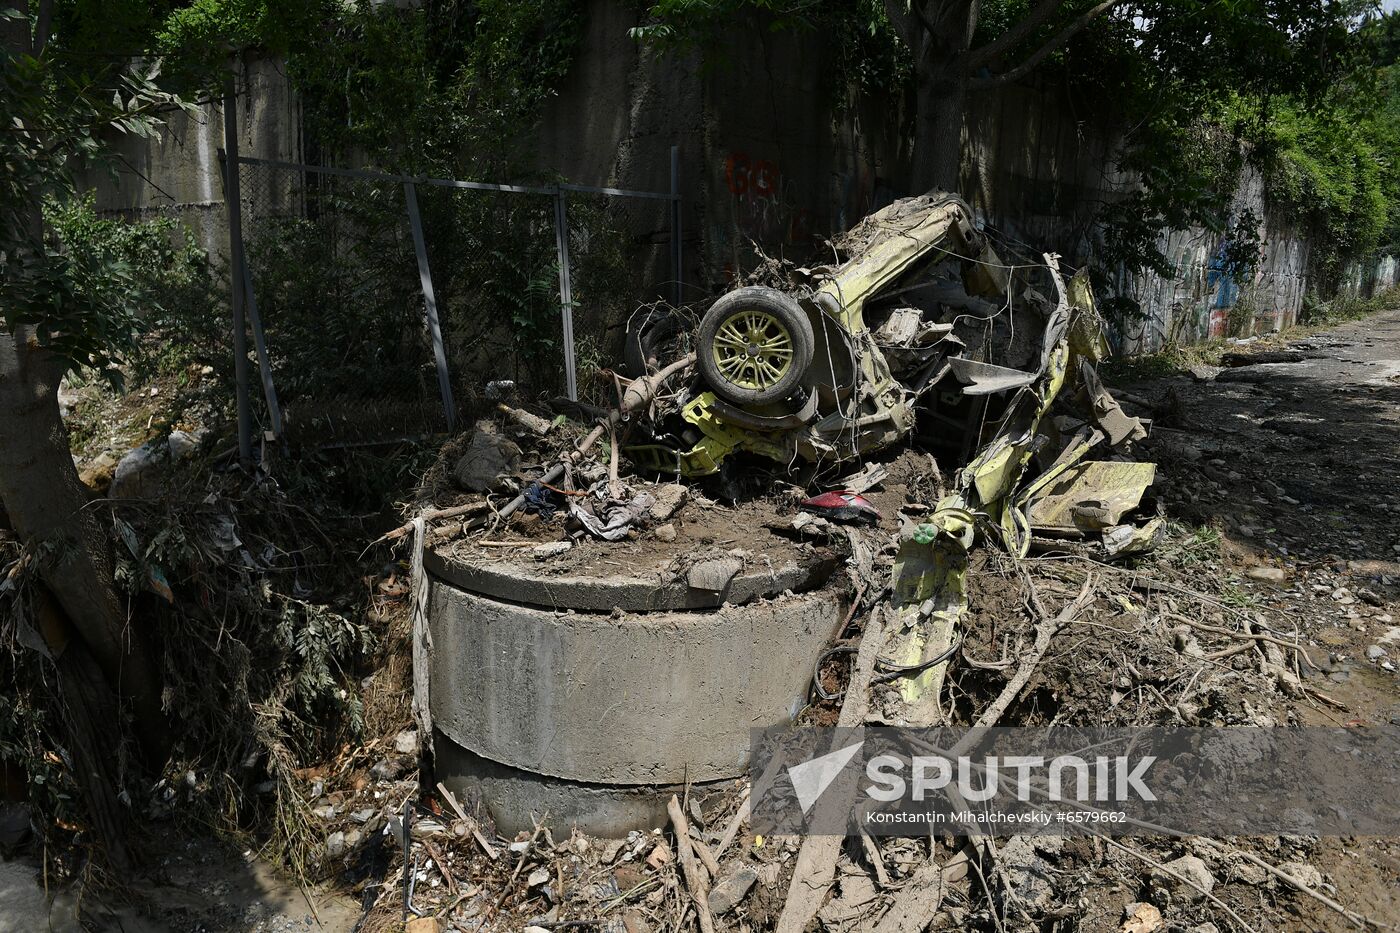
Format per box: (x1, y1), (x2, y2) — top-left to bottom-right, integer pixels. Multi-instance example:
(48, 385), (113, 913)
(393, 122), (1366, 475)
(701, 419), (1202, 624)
(696, 286), (814, 406)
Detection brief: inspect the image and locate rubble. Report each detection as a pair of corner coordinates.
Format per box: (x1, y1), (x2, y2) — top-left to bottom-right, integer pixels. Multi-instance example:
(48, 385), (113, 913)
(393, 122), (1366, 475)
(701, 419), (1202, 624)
(338, 190), (1396, 933)
(452, 421), (521, 492)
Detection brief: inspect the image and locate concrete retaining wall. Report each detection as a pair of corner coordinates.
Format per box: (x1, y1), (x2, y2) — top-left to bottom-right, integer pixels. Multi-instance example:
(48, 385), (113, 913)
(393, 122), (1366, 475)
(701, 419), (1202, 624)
(88, 0), (1331, 360)
(427, 578), (842, 786)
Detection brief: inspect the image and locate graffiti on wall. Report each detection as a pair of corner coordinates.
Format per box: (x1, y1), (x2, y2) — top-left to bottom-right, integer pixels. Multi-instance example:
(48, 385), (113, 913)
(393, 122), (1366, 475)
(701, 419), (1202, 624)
(721, 151), (815, 248)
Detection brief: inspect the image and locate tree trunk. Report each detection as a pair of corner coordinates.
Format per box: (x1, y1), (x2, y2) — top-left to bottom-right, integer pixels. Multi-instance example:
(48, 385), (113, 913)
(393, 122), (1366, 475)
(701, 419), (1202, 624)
(0, 331), (165, 748)
(1, 0), (153, 877)
(35, 591), (135, 875)
(914, 64), (968, 192)
(902, 0), (977, 194)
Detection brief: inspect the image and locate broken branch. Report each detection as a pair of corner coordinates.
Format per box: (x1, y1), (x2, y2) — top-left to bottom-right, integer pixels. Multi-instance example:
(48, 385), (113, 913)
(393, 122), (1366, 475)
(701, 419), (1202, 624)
(667, 794), (715, 933)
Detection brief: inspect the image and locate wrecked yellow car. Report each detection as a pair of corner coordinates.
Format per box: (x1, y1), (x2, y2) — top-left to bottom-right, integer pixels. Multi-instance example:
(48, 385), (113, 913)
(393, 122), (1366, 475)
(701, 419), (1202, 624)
(625, 192), (1118, 481)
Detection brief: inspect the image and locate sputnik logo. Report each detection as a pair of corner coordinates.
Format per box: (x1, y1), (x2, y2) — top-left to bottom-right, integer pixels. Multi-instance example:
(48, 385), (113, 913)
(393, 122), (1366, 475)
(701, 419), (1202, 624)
(786, 740), (864, 814)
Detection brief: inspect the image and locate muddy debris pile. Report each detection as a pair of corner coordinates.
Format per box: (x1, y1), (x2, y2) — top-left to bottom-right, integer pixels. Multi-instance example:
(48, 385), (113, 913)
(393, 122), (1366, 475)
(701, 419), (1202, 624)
(344, 193), (1377, 932)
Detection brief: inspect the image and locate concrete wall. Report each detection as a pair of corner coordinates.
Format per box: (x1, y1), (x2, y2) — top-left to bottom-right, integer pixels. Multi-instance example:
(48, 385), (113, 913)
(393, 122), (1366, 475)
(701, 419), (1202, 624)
(88, 56), (302, 256)
(1341, 254), (1400, 298)
(85, 1), (1340, 357)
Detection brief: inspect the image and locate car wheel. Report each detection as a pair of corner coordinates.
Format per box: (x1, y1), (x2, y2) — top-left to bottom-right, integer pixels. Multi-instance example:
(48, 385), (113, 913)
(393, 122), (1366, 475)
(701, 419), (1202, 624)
(696, 286), (814, 406)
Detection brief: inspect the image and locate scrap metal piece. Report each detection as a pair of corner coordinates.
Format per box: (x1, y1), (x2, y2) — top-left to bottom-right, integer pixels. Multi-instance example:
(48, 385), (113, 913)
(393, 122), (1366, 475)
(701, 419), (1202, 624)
(1024, 461), (1157, 535)
(947, 357), (1037, 395)
(1102, 517), (1166, 558)
(883, 500), (975, 720)
(1078, 359), (1148, 446)
(798, 491), (881, 526)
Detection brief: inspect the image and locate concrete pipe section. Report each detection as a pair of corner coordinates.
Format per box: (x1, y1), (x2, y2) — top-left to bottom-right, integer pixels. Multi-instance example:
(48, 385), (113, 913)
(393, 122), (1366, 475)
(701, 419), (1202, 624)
(426, 545), (844, 836)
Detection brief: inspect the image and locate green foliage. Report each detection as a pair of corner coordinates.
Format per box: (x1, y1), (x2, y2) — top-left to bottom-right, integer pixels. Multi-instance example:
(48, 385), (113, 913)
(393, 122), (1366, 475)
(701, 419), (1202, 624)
(630, 0), (822, 46)
(633, 0), (905, 100)
(0, 24), (198, 381)
(1298, 283), (1400, 325)
(272, 0), (583, 175)
(45, 193), (220, 384)
(156, 0), (325, 84)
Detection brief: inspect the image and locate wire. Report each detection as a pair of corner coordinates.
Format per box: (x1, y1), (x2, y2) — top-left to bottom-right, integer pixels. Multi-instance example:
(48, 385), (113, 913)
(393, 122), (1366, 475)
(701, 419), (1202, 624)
(812, 631), (967, 702)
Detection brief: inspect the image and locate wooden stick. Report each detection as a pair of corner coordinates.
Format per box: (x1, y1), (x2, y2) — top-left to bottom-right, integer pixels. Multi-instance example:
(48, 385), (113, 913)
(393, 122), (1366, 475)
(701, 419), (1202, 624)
(368, 501), (489, 550)
(691, 837), (721, 879)
(967, 574), (1094, 733)
(435, 782), (470, 823)
(667, 795), (715, 933)
(1099, 836), (1257, 933)
(1196, 840), (1386, 930)
(421, 837), (459, 896)
(712, 786), (751, 860)
(773, 605), (888, 933)
(1167, 611), (1318, 666)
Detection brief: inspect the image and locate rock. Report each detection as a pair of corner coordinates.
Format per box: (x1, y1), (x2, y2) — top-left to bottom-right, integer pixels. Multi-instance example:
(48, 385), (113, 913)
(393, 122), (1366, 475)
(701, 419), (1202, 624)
(1173, 626), (1205, 658)
(653, 523), (677, 542)
(350, 808), (375, 823)
(1279, 861), (1324, 890)
(708, 865), (758, 915)
(394, 730), (420, 755)
(1121, 902), (1162, 933)
(326, 831), (346, 858)
(1367, 644), (1387, 660)
(1247, 566), (1289, 583)
(998, 835), (1057, 911)
(406, 918), (441, 933)
(453, 423), (521, 493)
(1159, 854), (1215, 902)
(109, 441), (169, 499)
(1188, 925), (1220, 933)
(167, 430), (201, 460)
(78, 452), (118, 495)
(648, 484), (689, 522)
(686, 556), (743, 592)
(526, 867), (551, 887)
(344, 828), (362, 848)
(645, 838), (673, 871)
(370, 758), (402, 782)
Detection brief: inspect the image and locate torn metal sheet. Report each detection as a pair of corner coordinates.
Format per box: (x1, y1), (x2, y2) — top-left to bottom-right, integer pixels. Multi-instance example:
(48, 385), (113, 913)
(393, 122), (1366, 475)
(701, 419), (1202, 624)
(883, 501), (974, 719)
(569, 488), (655, 540)
(1078, 359), (1148, 446)
(1024, 461), (1157, 535)
(1103, 517), (1165, 558)
(947, 357), (1037, 395)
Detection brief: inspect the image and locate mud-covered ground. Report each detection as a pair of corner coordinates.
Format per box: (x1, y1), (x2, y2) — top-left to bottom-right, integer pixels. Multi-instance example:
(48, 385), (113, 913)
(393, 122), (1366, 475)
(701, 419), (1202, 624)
(12, 312), (1400, 932)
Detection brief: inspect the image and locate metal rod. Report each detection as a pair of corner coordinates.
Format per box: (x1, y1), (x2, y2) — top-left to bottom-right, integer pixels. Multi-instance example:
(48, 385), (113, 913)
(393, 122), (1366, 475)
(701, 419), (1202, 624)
(234, 155), (674, 201)
(670, 144), (682, 307)
(553, 189), (579, 402)
(239, 260), (284, 440)
(223, 74), (253, 465)
(403, 181), (456, 431)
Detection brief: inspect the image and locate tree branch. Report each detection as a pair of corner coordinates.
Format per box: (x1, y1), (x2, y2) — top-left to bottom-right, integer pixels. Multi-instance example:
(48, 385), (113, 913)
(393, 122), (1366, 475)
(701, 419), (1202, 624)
(964, 0), (1064, 68)
(968, 0), (1122, 90)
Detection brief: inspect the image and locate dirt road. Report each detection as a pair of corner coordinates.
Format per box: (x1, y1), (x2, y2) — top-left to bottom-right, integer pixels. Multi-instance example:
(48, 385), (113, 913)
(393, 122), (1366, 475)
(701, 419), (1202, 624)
(1115, 310), (1400, 930)
(1126, 309), (1400, 723)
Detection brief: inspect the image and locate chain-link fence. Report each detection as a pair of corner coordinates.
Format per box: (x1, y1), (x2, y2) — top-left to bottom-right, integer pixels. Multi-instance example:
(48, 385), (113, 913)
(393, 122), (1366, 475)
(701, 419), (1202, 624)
(227, 144), (680, 449)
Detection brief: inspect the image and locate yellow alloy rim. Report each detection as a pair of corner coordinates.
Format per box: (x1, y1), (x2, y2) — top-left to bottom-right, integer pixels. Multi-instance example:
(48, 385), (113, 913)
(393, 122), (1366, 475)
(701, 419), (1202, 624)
(711, 309), (794, 390)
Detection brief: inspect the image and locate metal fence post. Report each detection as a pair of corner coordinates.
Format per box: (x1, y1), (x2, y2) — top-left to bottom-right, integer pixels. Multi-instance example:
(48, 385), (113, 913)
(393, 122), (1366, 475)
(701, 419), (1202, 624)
(553, 188), (579, 402)
(223, 74), (253, 464)
(670, 144), (682, 308)
(403, 181), (456, 432)
(239, 262), (284, 440)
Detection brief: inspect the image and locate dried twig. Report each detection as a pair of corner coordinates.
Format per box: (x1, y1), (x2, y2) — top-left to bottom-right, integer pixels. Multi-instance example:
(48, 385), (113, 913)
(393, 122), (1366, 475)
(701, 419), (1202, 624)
(773, 605), (888, 933)
(667, 795), (715, 933)
(1194, 839), (1392, 930)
